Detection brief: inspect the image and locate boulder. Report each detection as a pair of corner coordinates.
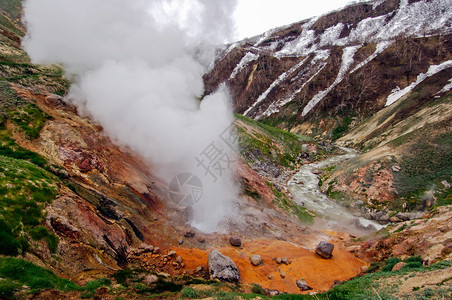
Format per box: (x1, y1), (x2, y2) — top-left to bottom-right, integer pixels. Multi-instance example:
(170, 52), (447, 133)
(315, 241), (334, 259)
(142, 274), (158, 285)
(296, 279), (312, 291)
(208, 250), (240, 283)
(167, 250), (176, 257)
(250, 254), (263, 266)
(229, 236), (242, 247)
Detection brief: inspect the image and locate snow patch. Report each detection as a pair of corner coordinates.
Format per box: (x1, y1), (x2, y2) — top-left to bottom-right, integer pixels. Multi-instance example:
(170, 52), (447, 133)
(229, 52), (259, 79)
(302, 45), (361, 116)
(244, 57), (309, 117)
(351, 40), (393, 73)
(259, 51), (330, 119)
(372, 0), (385, 10)
(275, 16), (319, 58)
(385, 60), (452, 106)
(436, 78), (452, 95)
(320, 23), (345, 47)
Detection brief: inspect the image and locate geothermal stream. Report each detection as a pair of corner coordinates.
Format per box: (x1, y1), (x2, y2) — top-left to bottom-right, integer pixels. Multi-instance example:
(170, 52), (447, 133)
(288, 147), (384, 235)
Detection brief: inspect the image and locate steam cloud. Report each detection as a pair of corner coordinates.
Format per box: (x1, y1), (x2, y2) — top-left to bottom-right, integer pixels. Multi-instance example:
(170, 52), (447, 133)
(22, 0), (239, 232)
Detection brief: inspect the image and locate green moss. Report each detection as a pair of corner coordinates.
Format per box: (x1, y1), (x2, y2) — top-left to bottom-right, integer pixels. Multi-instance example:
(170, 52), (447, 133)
(235, 113), (317, 170)
(269, 182), (314, 224)
(0, 156), (59, 255)
(0, 257), (79, 293)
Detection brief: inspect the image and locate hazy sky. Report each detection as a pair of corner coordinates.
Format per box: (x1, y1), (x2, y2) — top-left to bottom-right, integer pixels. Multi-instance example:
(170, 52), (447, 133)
(234, 0), (360, 39)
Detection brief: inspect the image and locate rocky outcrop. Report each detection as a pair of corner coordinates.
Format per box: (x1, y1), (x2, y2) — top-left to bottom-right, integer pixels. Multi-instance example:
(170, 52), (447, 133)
(208, 250), (240, 283)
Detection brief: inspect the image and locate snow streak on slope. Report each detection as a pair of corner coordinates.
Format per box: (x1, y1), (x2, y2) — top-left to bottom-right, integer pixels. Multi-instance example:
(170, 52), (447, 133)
(351, 40), (393, 73)
(244, 57), (308, 116)
(229, 52), (259, 79)
(302, 45), (361, 116)
(436, 78), (452, 95)
(275, 17), (319, 58)
(258, 51), (330, 119)
(386, 60), (452, 106)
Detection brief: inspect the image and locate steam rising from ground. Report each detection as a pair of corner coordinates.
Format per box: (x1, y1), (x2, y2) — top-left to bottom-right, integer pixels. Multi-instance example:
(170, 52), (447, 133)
(22, 0), (239, 232)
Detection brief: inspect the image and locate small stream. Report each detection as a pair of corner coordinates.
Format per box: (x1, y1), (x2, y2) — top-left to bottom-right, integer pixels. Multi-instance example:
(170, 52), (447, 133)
(288, 147), (384, 235)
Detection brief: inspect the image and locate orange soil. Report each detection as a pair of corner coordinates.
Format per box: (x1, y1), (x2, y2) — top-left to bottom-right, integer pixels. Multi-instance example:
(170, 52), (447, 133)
(173, 239), (366, 294)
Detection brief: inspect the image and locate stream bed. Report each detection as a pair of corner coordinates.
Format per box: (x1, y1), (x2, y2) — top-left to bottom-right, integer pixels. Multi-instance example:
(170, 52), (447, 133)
(288, 147), (384, 235)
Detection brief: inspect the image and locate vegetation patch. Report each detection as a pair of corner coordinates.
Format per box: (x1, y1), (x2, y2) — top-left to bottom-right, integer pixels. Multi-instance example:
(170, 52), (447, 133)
(0, 155), (59, 255)
(269, 182), (314, 224)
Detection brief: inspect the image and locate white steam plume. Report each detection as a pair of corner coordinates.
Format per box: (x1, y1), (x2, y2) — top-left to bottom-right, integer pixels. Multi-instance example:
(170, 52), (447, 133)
(22, 0), (239, 232)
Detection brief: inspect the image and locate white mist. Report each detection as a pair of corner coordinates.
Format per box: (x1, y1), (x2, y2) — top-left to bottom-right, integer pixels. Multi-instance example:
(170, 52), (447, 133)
(22, 0), (239, 232)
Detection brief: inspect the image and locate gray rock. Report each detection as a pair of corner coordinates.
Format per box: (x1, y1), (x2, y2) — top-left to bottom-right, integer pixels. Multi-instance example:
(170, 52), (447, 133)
(142, 275), (158, 285)
(296, 279), (312, 291)
(352, 219), (377, 231)
(229, 236), (242, 247)
(276, 257), (282, 264)
(315, 241), (334, 259)
(208, 250), (240, 283)
(250, 254), (263, 266)
(167, 250), (177, 257)
(184, 230), (195, 238)
(281, 257), (289, 265)
(355, 200), (364, 208)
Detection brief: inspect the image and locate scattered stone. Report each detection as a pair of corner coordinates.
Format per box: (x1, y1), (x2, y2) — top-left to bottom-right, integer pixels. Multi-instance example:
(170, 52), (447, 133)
(392, 165), (401, 172)
(167, 250), (177, 257)
(142, 274), (158, 285)
(195, 266), (203, 273)
(139, 243), (154, 253)
(278, 268), (286, 278)
(250, 254), (263, 266)
(296, 279), (312, 291)
(315, 241), (334, 259)
(153, 247), (160, 254)
(276, 257), (282, 264)
(197, 236), (205, 243)
(265, 289), (279, 296)
(181, 262), (185, 268)
(178, 239), (184, 245)
(281, 257), (289, 265)
(176, 256), (183, 264)
(355, 200), (364, 208)
(360, 265), (369, 273)
(229, 236), (242, 247)
(267, 274), (273, 280)
(441, 180), (450, 189)
(184, 230), (195, 238)
(392, 262), (407, 271)
(208, 250), (240, 283)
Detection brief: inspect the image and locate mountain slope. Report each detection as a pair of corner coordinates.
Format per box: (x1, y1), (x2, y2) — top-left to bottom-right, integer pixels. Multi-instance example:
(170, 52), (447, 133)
(205, 0), (451, 136)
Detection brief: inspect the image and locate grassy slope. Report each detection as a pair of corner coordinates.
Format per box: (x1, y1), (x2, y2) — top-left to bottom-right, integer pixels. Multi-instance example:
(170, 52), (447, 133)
(330, 73), (452, 211)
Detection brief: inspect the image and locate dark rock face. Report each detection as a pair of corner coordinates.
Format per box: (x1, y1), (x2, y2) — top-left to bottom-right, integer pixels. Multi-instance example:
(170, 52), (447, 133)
(315, 241), (334, 259)
(208, 250), (240, 283)
(229, 236), (242, 247)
